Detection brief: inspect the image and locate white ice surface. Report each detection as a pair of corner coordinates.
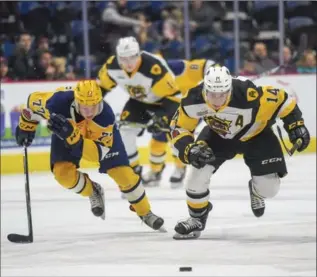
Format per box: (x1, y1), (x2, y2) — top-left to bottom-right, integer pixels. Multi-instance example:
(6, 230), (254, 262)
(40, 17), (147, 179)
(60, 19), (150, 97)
(1, 154), (316, 276)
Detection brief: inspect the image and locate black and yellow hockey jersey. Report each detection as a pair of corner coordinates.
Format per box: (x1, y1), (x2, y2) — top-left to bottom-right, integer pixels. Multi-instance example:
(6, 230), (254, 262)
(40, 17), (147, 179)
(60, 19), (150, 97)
(171, 77), (298, 163)
(97, 51), (181, 105)
(167, 59), (216, 95)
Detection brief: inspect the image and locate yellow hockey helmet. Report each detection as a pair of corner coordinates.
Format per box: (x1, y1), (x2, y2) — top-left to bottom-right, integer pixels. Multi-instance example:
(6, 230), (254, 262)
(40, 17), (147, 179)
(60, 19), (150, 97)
(74, 80), (102, 106)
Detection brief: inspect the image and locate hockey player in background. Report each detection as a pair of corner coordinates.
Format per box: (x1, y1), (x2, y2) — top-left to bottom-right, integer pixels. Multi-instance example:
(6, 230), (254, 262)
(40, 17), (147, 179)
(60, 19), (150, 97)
(15, 80), (165, 231)
(167, 58), (216, 95)
(170, 65), (310, 239)
(97, 36), (186, 188)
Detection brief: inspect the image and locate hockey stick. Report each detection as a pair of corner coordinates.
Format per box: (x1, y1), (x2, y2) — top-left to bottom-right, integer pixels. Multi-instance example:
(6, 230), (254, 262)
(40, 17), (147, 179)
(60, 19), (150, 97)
(276, 126), (303, 156)
(251, 33), (308, 81)
(7, 145), (34, 243)
(117, 120), (170, 133)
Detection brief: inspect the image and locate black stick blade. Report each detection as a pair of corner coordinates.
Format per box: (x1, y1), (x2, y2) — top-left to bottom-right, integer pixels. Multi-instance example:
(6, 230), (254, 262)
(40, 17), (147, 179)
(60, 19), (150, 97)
(7, 233), (33, 243)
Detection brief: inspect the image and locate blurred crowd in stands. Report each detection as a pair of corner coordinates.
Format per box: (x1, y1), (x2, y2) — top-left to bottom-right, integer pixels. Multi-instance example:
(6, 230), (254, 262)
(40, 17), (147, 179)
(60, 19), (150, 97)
(1, 0), (316, 82)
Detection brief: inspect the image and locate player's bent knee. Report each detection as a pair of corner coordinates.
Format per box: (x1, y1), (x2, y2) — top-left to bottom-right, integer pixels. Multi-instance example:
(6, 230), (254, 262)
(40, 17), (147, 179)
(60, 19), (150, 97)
(252, 173), (280, 198)
(107, 166), (139, 190)
(53, 162), (93, 196)
(53, 162), (78, 188)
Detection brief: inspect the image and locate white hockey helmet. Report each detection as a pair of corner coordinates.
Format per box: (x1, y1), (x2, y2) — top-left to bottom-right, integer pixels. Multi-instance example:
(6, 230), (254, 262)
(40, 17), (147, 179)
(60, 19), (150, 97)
(116, 36), (140, 58)
(203, 66), (232, 109)
(204, 66), (232, 93)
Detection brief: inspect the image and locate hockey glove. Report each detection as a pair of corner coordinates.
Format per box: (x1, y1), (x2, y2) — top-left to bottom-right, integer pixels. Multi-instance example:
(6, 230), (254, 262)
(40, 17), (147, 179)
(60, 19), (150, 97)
(15, 126), (36, 147)
(284, 120), (310, 152)
(185, 141), (215, 169)
(15, 109), (38, 147)
(48, 113), (82, 147)
(147, 115), (170, 135)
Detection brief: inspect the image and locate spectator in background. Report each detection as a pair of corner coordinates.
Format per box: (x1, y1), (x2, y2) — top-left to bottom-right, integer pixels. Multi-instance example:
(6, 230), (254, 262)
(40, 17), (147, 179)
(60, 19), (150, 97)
(297, 50), (316, 73)
(34, 36), (50, 62)
(0, 56), (12, 81)
(189, 0), (220, 37)
(102, 0), (149, 53)
(34, 50), (55, 80)
(239, 53), (257, 75)
(9, 32), (36, 80)
(52, 57), (76, 80)
(37, 36), (50, 53)
(283, 46), (292, 64)
(275, 46), (297, 73)
(252, 42), (277, 74)
(160, 18), (184, 59)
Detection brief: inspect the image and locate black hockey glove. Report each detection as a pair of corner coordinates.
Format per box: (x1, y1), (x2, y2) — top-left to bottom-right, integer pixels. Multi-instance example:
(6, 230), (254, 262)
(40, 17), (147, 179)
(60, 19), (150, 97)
(15, 109), (37, 147)
(284, 120), (310, 152)
(48, 113), (82, 147)
(147, 115), (170, 135)
(15, 126), (35, 147)
(185, 141), (215, 169)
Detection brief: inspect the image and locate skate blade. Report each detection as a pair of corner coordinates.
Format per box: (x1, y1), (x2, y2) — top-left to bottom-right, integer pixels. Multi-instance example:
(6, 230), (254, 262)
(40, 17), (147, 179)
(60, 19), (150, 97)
(143, 182), (160, 188)
(101, 189), (105, 220)
(158, 226), (167, 233)
(100, 212), (105, 220)
(173, 231), (201, 240)
(170, 181), (183, 189)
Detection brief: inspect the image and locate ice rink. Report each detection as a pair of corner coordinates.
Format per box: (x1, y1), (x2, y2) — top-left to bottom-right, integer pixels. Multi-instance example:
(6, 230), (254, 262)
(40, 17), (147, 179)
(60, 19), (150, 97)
(1, 154), (316, 276)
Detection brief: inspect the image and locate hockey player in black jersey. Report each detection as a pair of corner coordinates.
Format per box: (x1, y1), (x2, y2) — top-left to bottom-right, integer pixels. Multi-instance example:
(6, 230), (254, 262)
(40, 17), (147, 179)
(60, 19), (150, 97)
(170, 65), (310, 239)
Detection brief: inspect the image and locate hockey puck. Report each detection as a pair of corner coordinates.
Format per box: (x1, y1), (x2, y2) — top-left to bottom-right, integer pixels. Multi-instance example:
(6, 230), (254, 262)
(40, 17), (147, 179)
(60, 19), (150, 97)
(179, 267), (192, 272)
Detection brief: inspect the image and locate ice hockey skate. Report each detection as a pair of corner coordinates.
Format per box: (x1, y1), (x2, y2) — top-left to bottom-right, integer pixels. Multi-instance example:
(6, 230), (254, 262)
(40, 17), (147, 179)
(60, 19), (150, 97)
(248, 180), (265, 217)
(140, 211), (166, 232)
(173, 202), (213, 240)
(142, 166), (165, 187)
(169, 166), (186, 189)
(89, 182), (105, 220)
(129, 205), (166, 232)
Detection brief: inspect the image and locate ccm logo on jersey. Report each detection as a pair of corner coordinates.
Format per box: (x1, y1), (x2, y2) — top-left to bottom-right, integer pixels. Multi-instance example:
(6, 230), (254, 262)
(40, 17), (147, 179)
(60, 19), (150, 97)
(105, 152), (119, 159)
(261, 157), (282, 164)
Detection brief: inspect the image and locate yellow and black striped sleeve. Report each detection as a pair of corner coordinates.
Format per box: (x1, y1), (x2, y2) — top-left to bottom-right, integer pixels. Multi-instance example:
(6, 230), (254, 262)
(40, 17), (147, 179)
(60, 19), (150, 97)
(18, 91), (54, 132)
(241, 85), (298, 141)
(96, 56), (118, 97)
(149, 63), (182, 118)
(170, 104), (200, 164)
(257, 85), (297, 121)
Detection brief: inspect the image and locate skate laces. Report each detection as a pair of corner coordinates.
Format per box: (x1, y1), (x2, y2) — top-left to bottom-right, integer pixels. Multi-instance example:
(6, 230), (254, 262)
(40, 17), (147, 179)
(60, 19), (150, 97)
(89, 184), (102, 208)
(179, 217), (203, 231)
(250, 190), (265, 209)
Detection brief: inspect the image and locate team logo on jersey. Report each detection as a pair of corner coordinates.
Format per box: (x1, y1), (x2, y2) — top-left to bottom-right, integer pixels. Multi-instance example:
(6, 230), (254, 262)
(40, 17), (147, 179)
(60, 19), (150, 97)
(150, 64), (162, 75)
(205, 115), (232, 136)
(125, 85), (146, 100)
(247, 88), (259, 101)
(22, 108), (33, 121)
